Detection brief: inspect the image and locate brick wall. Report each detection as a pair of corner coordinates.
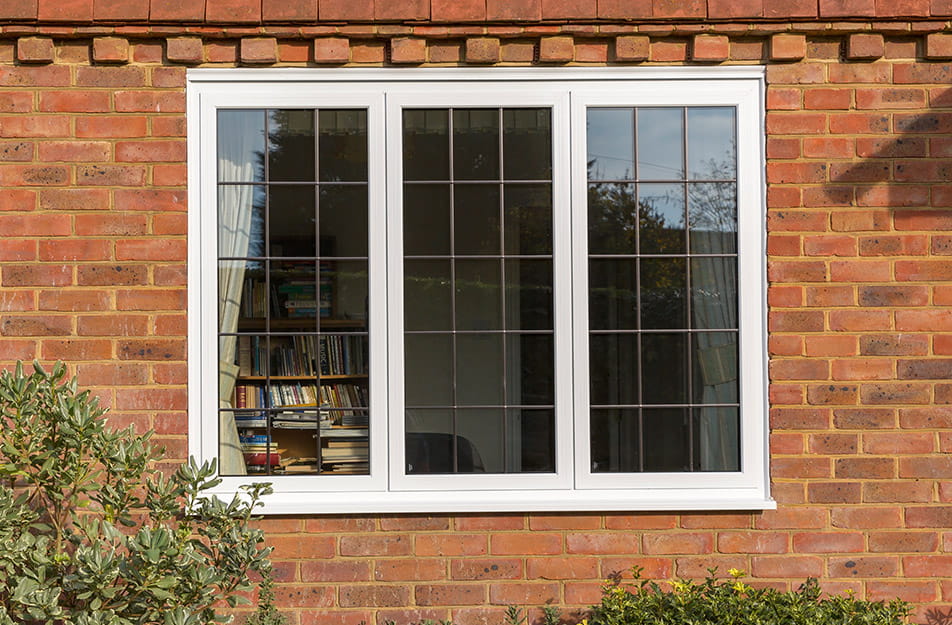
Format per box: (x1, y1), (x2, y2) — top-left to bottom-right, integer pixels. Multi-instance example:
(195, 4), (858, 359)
(1, 16), (952, 625)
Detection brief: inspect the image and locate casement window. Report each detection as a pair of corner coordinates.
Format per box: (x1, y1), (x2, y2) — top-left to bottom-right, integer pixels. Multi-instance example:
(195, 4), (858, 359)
(187, 68), (772, 513)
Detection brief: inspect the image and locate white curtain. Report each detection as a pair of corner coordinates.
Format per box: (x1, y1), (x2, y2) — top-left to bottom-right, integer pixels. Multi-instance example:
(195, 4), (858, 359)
(691, 234), (739, 471)
(216, 113), (261, 476)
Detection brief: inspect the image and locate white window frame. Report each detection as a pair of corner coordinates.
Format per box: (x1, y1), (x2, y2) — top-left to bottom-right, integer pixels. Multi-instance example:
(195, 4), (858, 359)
(187, 67), (773, 514)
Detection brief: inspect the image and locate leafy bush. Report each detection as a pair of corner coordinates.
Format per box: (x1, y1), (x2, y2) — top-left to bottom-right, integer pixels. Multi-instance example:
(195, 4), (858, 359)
(0, 361), (281, 625)
(586, 568), (910, 625)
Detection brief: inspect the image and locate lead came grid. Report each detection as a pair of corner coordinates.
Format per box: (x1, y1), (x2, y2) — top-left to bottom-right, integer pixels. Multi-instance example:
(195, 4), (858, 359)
(587, 106), (741, 473)
(217, 108), (370, 476)
(403, 108), (556, 475)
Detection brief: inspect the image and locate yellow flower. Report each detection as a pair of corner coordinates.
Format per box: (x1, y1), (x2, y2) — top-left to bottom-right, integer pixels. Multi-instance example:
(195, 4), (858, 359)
(728, 568), (746, 578)
(732, 582), (749, 593)
(672, 580), (689, 593)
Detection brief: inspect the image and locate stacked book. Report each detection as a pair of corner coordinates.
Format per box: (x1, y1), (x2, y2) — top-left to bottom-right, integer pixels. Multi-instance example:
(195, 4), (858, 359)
(239, 434), (281, 473)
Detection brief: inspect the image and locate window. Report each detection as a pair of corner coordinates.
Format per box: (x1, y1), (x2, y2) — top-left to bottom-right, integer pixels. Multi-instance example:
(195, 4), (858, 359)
(187, 68), (771, 513)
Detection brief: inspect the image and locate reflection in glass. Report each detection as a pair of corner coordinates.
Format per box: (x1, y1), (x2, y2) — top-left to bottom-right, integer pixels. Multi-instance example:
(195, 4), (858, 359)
(508, 334), (554, 405)
(589, 259), (637, 331)
(641, 333), (687, 404)
(403, 109), (449, 181)
(512, 409), (555, 472)
(456, 333), (504, 406)
(640, 257), (686, 329)
(690, 258), (737, 330)
(689, 182), (737, 254)
(454, 109), (500, 180)
(643, 408), (689, 471)
(405, 334), (453, 406)
(591, 408), (639, 472)
(637, 108), (684, 180)
(692, 332), (738, 404)
(227, 260), (265, 320)
(405, 409), (454, 473)
(320, 185), (368, 257)
(504, 184), (551, 255)
(589, 334), (639, 406)
(404, 184), (451, 256)
(587, 108), (634, 181)
(324, 260), (368, 322)
(270, 260), (319, 326)
(218, 109), (265, 183)
(504, 259), (553, 331)
(319, 109), (367, 182)
(687, 107), (736, 180)
(269, 185), (315, 257)
(268, 110), (315, 182)
(588, 183), (637, 255)
(504, 109), (551, 181)
(218, 185), (265, 258)
(455, 184), (500, 255)
(405, 260), (452, 331)
(639, 183), (685, 254)
(455, 260), (502, 331)
(695, 407), (740, 471)
(457, 409), (505, 472)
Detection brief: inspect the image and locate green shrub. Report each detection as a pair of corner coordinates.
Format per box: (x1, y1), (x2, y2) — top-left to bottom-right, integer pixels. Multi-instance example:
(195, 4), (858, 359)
(586, 568), (910, 625)
(0, 361), (282, 625)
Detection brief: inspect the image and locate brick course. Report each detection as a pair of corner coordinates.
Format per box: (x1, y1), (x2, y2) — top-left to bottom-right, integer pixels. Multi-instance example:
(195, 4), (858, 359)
(1, 9), (952, 625)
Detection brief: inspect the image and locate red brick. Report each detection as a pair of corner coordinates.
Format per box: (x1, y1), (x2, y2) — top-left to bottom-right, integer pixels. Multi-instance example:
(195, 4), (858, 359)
(432, 0), (485, 20)
(859, 234), (928, 256)
(38, 239), (111, 262)
(77, 165), (146, 187)
(718, 531), (787, 554)
(373, 559), (446, 582)
(490, 534), (561, 556)
(149, 0), (203, 20)
(301, 560), (371, 582)
(375, 0), (427, 19)
(417, 535), (487, 557)
(770, 34), (807, 61)
(0, 164), (69, 187)
(870, 531), (939, 552)
(772, 385), (804, 405)
(643, 533), (713, 555)
(318, 0), (372, 19)
(926, 33), (952, 59)
(0, 240), (35, 261)
(653, 0), (706, 18)
(692, 35), (729, 62)
(0, 0), (37, 20)
(75, 362), (148, 386)
(115, 141), (186, 163)
(274, 586), (337, 608)
(0, 315), (71, 337)
(75, 214), (148, 236)
(792, 532), (864, 553)
(767, 261), (826, 282)
(239, 38), (277, 64)
(76, 116), (147, 138)
(114, 91), (185, 113)
(770, 359), (829, 381)
(313, 38), (349, 64)
(539, 36), (574, 63)
(0, 116), (70, 138)
(864, 480), (933, 503)
(868, 581), (937, 603)
(38, 291), (110, 312)
(897, 310), (952, 331)
(525, 557), (598, 580)
(768, 311), (824, 332)
(17, 37), (54, 63)
(115, 289), (185, 311)
(489, 582), (559, 606)
(846, 33), (885, 59)
(2, 265), (71, 287)
(77, 315), (149, 337)
(415, 584), (484, 606)
(92, 37), (130, 64)
(807, 481), (861, 503)
(451, 558), (522, 580)
(390, 38), (426, 65)
(751, 555), (822, 577)
(565, 533), (638, 554)
(94, 0), (147, 19)
(166, 37), (203, 64)
(488, 0), (541, 19)
(205, 0), (260, 22)
(465, 38), (500, 64)
(41, 339), (111, 361)
(75, 67), (146, 88)
(831, 507), (903, 529)
(38, 141), (111, 162)
(263, 0), (317, 20)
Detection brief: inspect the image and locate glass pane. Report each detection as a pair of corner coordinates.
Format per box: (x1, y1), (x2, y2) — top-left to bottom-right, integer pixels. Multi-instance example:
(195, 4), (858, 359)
(222, 411), (268, 476)
(403, 109), (449, 181)
(640, 257), (686, 329)
(690, 258), (737, 330)
(504, 184), (551, 255)
(639, 183), (685, 254)
(504, 259), (553, 331)
(320, 185), (368, 257)
(230, 335), (269, 377)
(270, 260), (320, 326)
(455, 184), (500, 255)
(590, 408), (639, 472)
(503, 108), (551, 181)
(643, 408), (689, 472)
(641, 333), (687, 405)
(457, 408), (504, 472)
(230, 261), (266, 322)
(694, 407), (740, 471)
(589, 259), (637, 331)
(269, 185), (315, 257)
(637, 108), (684, 181)
(455, 259), (502, 331)
(689, 182), (737, 254)
(218, 185), (265, 258)
(322, 260), (368, 323)
(267, 335), (322, 378)
(405, 334), (453, 406)
(589, 334), (639, 406)
(405, 409), (453, 473)
(268, 109), (315, 182)
(589, 183), (637, 255)
(404, 184), (451, 256)
(587, 108), (634, 181)
(456, 333), (503, 406)
(512, 408), (555, 472)
(454, 109), (499, 181)
(692, 332), (738, 404)
(687, 107), (736, 180)
(218, 109), (265, 183)
(319, 109), (367, 182)
(507, 333), (554, 405)
(318, 333), (367, 376)
(405, 260), (452, 332)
